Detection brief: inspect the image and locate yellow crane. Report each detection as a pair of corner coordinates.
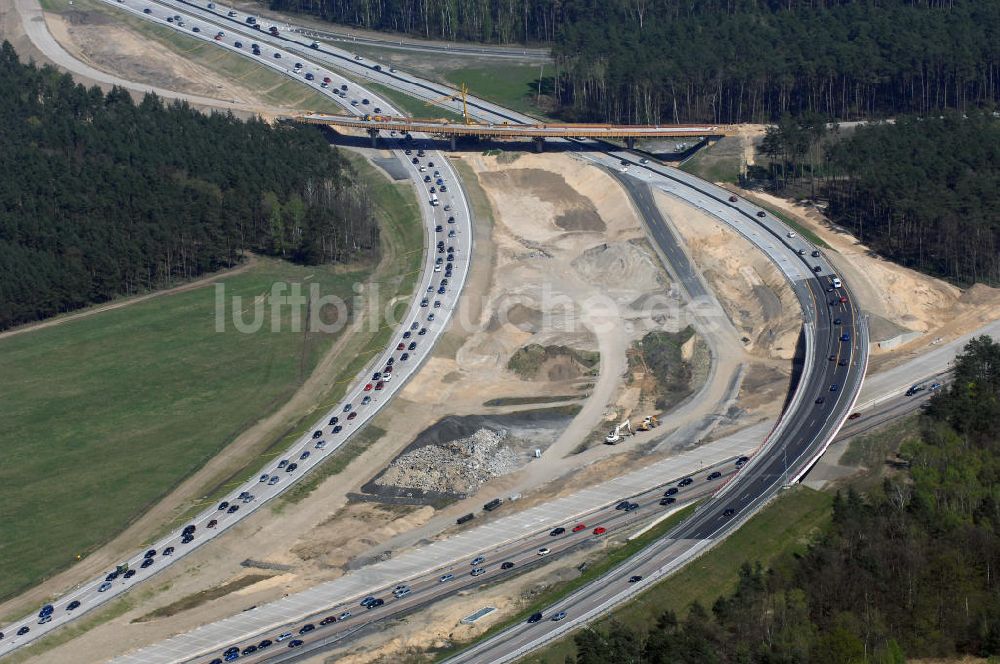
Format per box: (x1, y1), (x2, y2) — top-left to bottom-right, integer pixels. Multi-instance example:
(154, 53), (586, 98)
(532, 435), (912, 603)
(424, 83), (476, 125)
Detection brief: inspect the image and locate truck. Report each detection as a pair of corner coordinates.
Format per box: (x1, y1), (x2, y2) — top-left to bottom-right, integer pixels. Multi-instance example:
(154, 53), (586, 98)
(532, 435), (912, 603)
(483, 498), (502, 512)
(430, 194), (439, 206)
(456, 513), (475, 525)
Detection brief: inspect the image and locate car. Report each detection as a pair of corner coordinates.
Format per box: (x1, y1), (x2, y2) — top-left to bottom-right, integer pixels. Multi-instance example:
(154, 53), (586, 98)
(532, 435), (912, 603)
(39, 604), (54, 618)
(268, 475), (280, 485)
(98, 582), (112, 593)
(549, 527), (566, 536)
(728, 195), (738, 202)
(707, 471), (722, 480)
(815, 397), (826, 405)
(615, 500), (630, 510)
(848, 412), (862, 420)
(551, 611), (568, 621)
(756, 211), (766, 218)
(234, 41), (243, 48)
(183, 524), (196, 535)
(537, 547), (550, 556)
(814, 266), (824, 273)
(408, 342), (417, 350)
(258, 639), (273, 648)
(143, 7), (151, 12)
(192, 26), (200, 32)
(679, 477), (694, 487)
(182, 533), (194, 544)
(737, 456), (750, 464)
(448, 230), (456, 237)
(787, 231), (797, 238)
(347, 411), (358, 420)
(286, 463), (298, 472)
(163, 546), (175, 556)
(366, 598), (384, 609)
(273, 52), (281, 58)
(439, 573), (454, 582)
(930, 382), (942, 391)
(593, 527), (607, 535)
(333, 425), (343, 433)
(360, 596), (378, 607)
(470, 568), (486, 576)
(501, 561), (515, 570)
(312, 429), (323, 439)
(420, 298), (429, 307)
(839, 295), (848, 303)
(840, 332), (851, 341)
(812, 249), (821, 257)
(218, 501), (229, 511)
(828, 354), (837, 362)
(527, 613), (543, 624)
(124, 569), (136, 578)
(289, 639), (304, 648)
(830, 384), (839, 392)
(208, 518), (219, 528)
(428, 161), (435, 167)
(664, 487), (679, 496)
(38, 615), (51, 625)
(167, 17), (174, 22)
(294, 62), (303, 69)
(300, 450), (311, 460)
(419, 327), (427, 335)
(320, 615), (339, 627)
(798, 248), (807, 255)
(278, 459), (289, 469)
(572, 523), (587, 532)
(354, 54), (363, 60)
(344, 403), (353, 412)
(260, 473), (269, 482)
(275, 632), (293, 642)
(375, 381), (384, 390)
(17, 625), (30, 636)
(144, 548), (156, 559)
(723, 508), (736, 517)
(339, 611), (352, 620)
(629, 575), (643, 583)
(209, 659), (222, 664)
(340, 84), (348, 91)
(428, 313), (436, 321)
(660, 497), (676, 505)
(315, 440), (326, 449)
(227, 504), (239, 514)
(67, 600), (81, 611)
(471, 555), (486, 565)
(299, 624), (315, 634)
(362, 99), (370, 105)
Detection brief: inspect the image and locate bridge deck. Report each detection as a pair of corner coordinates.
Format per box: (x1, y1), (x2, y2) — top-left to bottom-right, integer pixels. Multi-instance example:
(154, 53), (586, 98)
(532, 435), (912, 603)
(296, 113), (734, 138)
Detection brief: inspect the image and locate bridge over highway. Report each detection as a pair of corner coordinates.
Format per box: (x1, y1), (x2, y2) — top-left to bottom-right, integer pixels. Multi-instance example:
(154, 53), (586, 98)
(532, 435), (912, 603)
(295, 113), (734, 150)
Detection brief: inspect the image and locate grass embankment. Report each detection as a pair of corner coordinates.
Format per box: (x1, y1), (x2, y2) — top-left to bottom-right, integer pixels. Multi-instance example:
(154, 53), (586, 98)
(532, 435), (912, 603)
(40, 0), (341, 113)
(679, 137), (743, 183)
(525, 487), (833, 663)
(750, 198), (830, 249)
(367, 82), (465, 122)
(432, 504), (699, 662)
(445, 64), (550, 119)
(0, 258), (364, 602)
(507, 344), (600, 379)
(632, 326), (701, 409)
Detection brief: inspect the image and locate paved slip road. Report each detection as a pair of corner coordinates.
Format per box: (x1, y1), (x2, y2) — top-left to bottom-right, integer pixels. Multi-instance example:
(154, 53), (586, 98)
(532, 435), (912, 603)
(0, 3), (476, 654)
(4, 1), (871, 660)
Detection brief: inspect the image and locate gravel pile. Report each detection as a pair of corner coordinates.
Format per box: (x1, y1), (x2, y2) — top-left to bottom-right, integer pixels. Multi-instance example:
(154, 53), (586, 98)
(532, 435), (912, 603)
(375, 428), (519, 496)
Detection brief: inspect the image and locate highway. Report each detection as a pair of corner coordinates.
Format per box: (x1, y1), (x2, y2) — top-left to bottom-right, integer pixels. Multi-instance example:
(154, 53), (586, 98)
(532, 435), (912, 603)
(0, 5), (476, 654)
(2, 1), (867, 660)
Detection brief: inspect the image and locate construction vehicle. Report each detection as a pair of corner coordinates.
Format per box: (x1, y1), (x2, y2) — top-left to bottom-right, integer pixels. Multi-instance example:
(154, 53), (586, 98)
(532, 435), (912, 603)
(636, 415), (660, 432)
(605, 419), (633, 444)
(424, 83), (476, 126)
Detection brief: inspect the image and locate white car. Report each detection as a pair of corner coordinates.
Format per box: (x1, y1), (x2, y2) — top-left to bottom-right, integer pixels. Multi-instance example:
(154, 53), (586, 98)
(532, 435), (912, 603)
(787, 231), (797, 238)
(537, 547), (550, 556)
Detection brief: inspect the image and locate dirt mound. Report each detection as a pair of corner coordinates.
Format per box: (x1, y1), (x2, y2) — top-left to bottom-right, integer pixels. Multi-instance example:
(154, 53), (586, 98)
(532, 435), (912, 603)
(571, 240), (665, 293)
(960, 283), (1000, 306)
(374, 428), (519, 495)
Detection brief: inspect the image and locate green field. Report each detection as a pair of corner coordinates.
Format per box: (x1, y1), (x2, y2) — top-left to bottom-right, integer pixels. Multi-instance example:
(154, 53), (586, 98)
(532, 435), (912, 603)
(445, 64), (550, 118)
(367, 82), (465, 123)
(39, 0), (342, 113)
(679, 137), (743, 184)
(0, 258), (369, 601)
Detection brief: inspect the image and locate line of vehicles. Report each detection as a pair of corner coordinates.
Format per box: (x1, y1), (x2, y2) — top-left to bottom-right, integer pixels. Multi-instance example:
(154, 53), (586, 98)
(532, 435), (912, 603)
(191, 458), (747, 662)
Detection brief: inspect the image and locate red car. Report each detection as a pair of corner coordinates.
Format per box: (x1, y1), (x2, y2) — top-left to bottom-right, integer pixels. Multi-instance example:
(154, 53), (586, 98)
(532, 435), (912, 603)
(364, 383), (373, 391)
(207, 519), (218, 529)
(397, 343), (405, 351)
(572, 524), (586, 533)
(375, 381), (384, 391)
(347, 412), (357, 420)
(592, 527), (606, 535)
(322, 76), (332, 83)
(848, 412), (862, 420)
(728, 195), (738, 203)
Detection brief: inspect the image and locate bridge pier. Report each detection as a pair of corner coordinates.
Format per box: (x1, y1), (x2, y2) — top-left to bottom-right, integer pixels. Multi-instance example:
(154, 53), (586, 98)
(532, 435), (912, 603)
(449, 135), (457, 151)
(626, 136), (636, 150)
(533, 137), (544, 153)
(368, 128), (378, 148)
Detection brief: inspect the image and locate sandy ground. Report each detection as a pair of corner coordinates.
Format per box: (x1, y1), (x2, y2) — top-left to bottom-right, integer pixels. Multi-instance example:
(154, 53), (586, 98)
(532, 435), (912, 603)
(653, 191), (798, 416)
(744, 191), (1000, 371)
